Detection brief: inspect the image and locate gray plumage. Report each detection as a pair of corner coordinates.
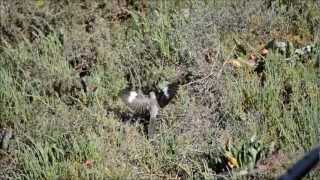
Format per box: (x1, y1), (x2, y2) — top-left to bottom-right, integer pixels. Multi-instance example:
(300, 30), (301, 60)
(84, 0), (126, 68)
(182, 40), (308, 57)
(120, 81), (180, 138)
(120, 71), (191, 138)
(121, 90), (160, 118)
(121, 89), (160, 138)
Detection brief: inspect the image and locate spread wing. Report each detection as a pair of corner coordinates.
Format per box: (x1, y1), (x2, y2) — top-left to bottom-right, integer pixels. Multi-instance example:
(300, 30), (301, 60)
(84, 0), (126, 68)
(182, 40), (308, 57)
(120, 90), (152, 113)
(156, 70), (192, 108)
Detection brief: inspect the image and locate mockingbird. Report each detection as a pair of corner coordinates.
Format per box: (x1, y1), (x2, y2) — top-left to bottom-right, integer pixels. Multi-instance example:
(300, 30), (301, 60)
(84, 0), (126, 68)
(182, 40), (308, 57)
(120, 80), (180, 139)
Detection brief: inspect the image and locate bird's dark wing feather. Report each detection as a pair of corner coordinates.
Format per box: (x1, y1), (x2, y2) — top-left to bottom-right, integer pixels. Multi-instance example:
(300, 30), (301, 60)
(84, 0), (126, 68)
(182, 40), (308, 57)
(157, 83), (179, 108)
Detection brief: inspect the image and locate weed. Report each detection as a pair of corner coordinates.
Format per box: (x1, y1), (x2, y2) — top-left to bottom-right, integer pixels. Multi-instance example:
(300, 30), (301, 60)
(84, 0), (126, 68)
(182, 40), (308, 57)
(0, 0), (319, 179)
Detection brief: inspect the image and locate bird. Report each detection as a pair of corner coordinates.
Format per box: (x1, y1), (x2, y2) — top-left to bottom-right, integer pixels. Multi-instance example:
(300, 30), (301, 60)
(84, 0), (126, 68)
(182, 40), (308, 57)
(120, 80), (181, 139)
(119, 69), (192, 139)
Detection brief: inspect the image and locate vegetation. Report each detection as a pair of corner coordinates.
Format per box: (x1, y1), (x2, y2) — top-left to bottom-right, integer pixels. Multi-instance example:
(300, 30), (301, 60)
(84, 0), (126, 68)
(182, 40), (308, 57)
(0, 0), (319, 179)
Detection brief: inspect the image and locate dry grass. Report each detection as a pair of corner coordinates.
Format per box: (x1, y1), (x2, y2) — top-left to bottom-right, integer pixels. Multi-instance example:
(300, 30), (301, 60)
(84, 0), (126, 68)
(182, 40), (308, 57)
(0, 0), (320, 179)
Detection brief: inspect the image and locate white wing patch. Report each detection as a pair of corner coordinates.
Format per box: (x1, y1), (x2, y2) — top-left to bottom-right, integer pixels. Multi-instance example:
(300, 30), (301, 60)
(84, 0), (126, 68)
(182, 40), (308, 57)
(162, 86), (169, 97)
(128, 91), (138, 103)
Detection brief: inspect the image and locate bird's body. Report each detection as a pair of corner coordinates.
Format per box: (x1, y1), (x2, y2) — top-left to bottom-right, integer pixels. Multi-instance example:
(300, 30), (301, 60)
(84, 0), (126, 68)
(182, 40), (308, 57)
(121, 90), (160, 117)
(120, 80), (181, 138)
(120, 89), (161, 138)
(120, 71), (191, 139)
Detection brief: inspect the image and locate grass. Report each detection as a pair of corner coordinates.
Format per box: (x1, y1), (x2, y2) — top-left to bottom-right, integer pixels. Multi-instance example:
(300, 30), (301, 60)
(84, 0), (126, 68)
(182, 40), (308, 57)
(0, 0), (320, 179)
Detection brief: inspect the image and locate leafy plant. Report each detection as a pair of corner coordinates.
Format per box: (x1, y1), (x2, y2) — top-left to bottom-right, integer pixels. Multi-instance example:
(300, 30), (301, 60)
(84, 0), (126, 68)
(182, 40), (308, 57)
(224, 136), (268, 171)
